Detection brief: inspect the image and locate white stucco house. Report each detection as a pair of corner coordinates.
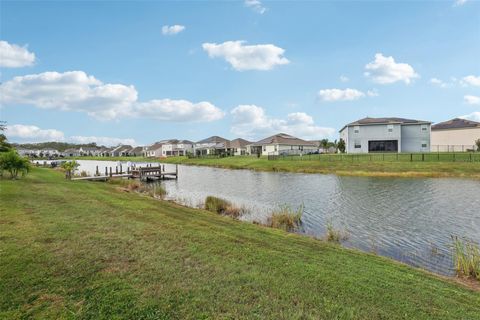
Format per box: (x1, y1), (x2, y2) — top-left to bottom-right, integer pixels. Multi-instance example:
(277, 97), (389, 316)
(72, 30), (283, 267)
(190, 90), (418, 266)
(431, 118), (480, 152)
(247, 133), (318, 156)
(194, 136), (231, 156)
(339, 117), (431, 153)
(230, 138), (251, 156)
(161, 140), (195, 156)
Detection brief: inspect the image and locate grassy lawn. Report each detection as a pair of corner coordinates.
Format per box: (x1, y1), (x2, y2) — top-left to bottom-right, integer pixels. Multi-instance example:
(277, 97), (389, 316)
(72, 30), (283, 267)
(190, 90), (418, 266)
(1, 168), (479, 319)
(66, 154), (480, 178)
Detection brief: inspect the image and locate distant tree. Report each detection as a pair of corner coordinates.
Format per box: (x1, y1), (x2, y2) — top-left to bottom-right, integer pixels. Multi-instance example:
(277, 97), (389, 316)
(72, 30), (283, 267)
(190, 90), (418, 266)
(61, 160), (79, 179)
(0, 121), (12, 152)
(337, 138), (346, 153)
(320, 139), (329, 152)
(0, 151), (31, 179)
(476, 138), (480, 152)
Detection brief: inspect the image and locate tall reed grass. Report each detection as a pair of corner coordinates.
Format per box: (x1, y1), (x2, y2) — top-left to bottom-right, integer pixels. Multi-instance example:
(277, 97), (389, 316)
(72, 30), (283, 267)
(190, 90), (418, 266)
(451, 236), (480, 280)
(267, 204), (303, 232)
(325, 221), (349, 243)
(204, 196), (246, 219)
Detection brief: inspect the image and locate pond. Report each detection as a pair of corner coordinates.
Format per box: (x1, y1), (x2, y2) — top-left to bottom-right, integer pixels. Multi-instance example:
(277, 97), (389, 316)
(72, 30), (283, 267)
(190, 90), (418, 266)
(38, 159), (480, 276)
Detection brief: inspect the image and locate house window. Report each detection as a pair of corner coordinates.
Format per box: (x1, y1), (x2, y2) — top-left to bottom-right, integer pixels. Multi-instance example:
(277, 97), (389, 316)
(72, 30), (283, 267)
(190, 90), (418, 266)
(299, 146), (304, 151)
(274, 145), (277, 151)
(354, 141), (361, 149)
(421, 125), (428, 132)
(387, 125), (393, 133)
(354, 126), (360, 134)
(263, 146), (266, 152)
(421, 141), (427, 148)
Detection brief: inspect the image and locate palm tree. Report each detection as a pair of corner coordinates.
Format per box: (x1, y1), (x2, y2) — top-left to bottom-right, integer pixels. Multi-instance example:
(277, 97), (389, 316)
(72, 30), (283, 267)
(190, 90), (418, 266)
(0, 151), (31, 179)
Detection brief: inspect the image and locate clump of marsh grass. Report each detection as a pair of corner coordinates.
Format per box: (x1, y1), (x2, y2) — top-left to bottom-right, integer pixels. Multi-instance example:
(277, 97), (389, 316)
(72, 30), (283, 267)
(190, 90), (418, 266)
(325, 221), (349, 243)
(451, 236), (480, 280)
(204, 196), (246, 219)
(267, 204), (303, 232)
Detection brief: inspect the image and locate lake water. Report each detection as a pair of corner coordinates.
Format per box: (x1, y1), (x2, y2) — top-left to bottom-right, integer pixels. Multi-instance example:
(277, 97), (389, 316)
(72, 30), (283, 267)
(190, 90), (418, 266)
(39, 159), (480, 276)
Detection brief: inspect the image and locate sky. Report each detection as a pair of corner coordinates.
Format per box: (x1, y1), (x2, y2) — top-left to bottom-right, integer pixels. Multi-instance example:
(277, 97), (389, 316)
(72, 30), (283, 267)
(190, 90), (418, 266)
(1, 0), (479, 146)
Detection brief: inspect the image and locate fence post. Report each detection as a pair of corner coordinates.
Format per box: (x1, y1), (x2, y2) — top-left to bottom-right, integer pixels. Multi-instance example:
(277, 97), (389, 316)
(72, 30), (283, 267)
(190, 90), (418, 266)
(422, 153), (424, 161)
(109, 167), (112, 177)
(453, 153), (456, 162)
(410, 154), (413, 162)
(105, 167), (108, 176)
(96, 166), (99, 176)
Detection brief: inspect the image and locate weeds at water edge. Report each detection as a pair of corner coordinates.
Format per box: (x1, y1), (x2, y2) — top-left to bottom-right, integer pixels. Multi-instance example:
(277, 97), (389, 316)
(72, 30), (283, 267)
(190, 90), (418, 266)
(267, 204), (303, 232)
(452, 236), (480, 280)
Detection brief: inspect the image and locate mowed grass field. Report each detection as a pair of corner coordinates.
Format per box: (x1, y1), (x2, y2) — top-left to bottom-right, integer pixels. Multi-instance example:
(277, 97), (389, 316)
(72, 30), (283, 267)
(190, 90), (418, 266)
(1, 168), (479, 319)
(68, 153), (480, 178)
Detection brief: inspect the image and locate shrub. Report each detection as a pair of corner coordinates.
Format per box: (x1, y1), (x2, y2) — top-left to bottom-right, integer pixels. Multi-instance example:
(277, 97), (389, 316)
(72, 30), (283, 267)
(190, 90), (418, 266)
(204, 196), (246, 219)
(0, 151), (31, 179)
(452, 236), (480, 280)
(205, 196), (231, 214)
(325, 221), (349, 243)
(61, 160), (79, 179)
(267, 204), (303, 232)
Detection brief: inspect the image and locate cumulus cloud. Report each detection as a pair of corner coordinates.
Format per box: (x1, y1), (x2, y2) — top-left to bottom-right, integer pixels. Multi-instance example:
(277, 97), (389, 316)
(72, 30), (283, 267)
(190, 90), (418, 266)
(459, 112), (480, 122)
(462, 75), (480, 87)
(135, 99), (225, 122)
(464, 95), (480, 105)
(339, 75), (349, 82)
(161, 25), (185, 35)
(0, 70), (224, 122)
(244, 0), (267, 14)
(230, 104), (335, 140)
(6, 124), (65, 142)
(6, 124), (136, 146)
(202, 41), (289, 71)
(364, 53), (419, 84)
(430, 77), (449, 88)
(0, 40), (36, 68)
(69, 135), (136, 146)
(318, 88), (366, 102)
(454, 0), (468, 6)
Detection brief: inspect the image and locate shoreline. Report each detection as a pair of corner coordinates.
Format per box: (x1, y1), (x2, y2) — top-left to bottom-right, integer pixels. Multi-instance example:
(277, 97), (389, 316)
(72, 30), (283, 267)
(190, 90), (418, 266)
(57, 155), (480, 179)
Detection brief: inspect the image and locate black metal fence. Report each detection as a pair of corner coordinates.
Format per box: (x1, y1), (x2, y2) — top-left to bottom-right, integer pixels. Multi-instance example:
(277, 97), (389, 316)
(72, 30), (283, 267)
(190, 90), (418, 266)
(267, 152), (480, 162)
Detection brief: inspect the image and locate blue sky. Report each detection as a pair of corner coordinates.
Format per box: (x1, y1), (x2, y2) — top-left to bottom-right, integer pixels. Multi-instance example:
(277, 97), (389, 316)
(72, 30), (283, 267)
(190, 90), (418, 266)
(1, 0), (479, 146)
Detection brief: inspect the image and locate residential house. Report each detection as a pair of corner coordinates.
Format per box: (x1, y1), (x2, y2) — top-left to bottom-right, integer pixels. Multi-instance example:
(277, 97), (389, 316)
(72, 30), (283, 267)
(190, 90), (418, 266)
(230, 138), (251, 156)
(144, 142), (165, 157)
(161, 140), (195, 156)
(431, 118), (480, 152)
(110, 145), (133, 157)
(339, 117), (431, 153)
(129, 146), (144, 156)
(79, 147), (99, 156)
(64, 148), (81, 157)
(247, 133), (318, 156)
(194, 136), (231, 156)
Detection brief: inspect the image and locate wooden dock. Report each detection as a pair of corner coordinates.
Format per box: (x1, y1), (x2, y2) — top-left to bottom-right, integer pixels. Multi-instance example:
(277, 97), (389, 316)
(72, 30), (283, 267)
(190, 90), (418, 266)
(71, 164), (178, 182)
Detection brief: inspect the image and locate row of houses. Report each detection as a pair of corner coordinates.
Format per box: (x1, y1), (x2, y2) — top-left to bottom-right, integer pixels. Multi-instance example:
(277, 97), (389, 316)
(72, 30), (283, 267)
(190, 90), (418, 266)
(16, 117), (480, 158)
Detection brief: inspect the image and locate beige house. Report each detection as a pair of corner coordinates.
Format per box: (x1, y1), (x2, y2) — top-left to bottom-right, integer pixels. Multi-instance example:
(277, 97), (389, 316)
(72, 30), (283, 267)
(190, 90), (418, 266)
(431, 118), (480, 152)
(230, 138), (251, 156)
(247, 133), (318, 156)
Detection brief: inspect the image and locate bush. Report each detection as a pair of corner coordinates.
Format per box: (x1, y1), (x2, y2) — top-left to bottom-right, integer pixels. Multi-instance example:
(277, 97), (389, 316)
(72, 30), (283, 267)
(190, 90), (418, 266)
(452, 236), (480, 280)
(61, 160), (79, 179)
(204, 196), (246, 219)
(0, 151), (31, 179)
(267, 204), (303, 232)
(325, 221), (349, 243)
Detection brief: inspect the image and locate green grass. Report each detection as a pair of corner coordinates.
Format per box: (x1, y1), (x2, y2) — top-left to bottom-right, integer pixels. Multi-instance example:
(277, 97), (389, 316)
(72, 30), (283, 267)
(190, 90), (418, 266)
(64, 153), (480, 178)
(1, 168), (479, 319)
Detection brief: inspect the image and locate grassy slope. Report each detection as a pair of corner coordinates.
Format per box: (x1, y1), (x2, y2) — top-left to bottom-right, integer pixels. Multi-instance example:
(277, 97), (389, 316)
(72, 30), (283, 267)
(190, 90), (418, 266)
(1, 169), (479, 319)
(162, 156), (480, 178)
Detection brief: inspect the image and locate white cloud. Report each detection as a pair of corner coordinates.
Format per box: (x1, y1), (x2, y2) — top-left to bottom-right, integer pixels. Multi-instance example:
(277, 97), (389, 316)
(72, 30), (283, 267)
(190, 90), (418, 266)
(244, 0), (267, 14)
(430, 77), (449, 88)
(135, 99), (224, 122)
(339, 75), (349, 82)
(0, 40), (36, 68)
(464, 95), (480, 105)
(459, 112), (480, 122)
(318, 88), (374, 102)
(6, 124), (65, 142)
(367, 89), (379, 97)
(69, 136), (136, 146)
(462, 75), (480, 87)
(202, 41), (289, 71)
(6, 124), (136, 146)
(454, 0), (468, 6)
(364, 53), (419, 84)
(161, 25), (185, 35)
(0, 70), (224, 122)
(230, 104), (335, 140)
